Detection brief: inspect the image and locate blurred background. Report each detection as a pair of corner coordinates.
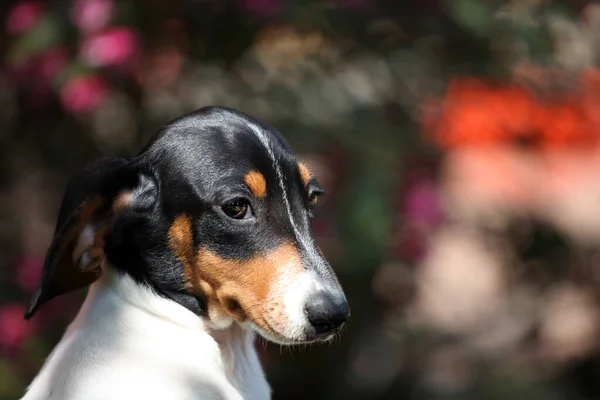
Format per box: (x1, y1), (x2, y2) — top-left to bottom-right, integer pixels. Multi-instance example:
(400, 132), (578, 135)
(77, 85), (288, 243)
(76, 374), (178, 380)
(2, 0), (600, 399)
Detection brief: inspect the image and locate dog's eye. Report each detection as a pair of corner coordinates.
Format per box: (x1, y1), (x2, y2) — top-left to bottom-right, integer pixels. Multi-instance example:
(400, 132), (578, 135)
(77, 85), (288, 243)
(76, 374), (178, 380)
(307, 188), (324, 207)
(307, 188), (324, 219)
(222, 198), (252, 219)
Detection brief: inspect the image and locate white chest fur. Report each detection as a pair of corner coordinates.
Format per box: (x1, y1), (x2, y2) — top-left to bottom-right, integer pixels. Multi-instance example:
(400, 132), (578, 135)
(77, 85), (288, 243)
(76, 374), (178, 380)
(21, 272), (271, 400)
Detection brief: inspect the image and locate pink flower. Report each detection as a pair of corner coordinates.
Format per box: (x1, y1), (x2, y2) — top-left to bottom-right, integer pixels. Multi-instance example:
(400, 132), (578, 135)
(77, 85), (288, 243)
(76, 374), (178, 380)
(71, 0), (113, 33)
(14, 255), (43, 294)
(396, 172), (445, 263)
(60, 74), (108, 113)
(80, 27), (139, 68)
(0, 303), (34, 352)
(403, 180), (443, 228)
(6, 1), (44, 36)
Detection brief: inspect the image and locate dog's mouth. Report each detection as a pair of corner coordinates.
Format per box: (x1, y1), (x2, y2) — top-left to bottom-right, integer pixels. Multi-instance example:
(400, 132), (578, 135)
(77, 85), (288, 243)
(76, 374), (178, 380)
(213, 272), (350, 345)
(247, 319), (344, 346)
(241, 305), (348, 346)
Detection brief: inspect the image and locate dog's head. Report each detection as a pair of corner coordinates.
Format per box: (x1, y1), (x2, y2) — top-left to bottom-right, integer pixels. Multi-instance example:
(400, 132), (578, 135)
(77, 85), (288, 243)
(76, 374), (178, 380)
(25, 106), (349, 344)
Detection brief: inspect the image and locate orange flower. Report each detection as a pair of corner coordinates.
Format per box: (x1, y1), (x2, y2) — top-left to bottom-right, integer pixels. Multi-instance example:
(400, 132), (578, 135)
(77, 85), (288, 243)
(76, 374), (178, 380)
(422, 78), (537, 149)
(422, 70), (600, 151)
(535, 100), (589, 149)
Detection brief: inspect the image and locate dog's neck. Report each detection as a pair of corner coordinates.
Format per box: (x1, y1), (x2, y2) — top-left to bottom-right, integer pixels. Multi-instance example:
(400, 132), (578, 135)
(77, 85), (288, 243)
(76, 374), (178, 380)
(64, 267), (270, 399)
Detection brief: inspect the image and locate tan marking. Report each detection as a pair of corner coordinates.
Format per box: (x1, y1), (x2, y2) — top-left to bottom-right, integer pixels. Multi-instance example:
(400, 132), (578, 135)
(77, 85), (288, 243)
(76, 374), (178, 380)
(112, 191), (132, 213)
(298, 162), (312, 187)
(244, 170), (267, 198)
(167, 214), (195, 288)
(167, 215), (307, 338)
(192, 244), (304, 337)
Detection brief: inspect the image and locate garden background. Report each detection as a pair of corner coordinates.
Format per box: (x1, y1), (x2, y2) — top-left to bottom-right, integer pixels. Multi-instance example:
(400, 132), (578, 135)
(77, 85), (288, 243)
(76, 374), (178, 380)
(2, 0), (600, 399)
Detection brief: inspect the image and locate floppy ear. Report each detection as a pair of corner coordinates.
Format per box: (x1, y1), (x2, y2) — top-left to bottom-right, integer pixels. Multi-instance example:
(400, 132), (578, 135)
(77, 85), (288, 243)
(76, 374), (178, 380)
(24, 157), (158, 319)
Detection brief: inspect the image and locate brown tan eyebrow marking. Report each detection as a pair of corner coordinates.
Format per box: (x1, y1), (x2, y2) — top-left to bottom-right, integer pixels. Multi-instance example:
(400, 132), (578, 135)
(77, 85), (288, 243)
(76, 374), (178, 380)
(244, 170), (267, 198)
(298, 162), (312, 188)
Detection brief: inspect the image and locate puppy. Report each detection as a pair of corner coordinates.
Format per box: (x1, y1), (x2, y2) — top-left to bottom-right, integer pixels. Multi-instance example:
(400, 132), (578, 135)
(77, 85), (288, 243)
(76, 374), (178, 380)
(21, 106), (350, 400)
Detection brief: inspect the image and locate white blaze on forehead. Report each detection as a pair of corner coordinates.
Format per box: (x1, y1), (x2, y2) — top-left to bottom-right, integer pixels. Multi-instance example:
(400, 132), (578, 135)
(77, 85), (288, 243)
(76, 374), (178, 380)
(247, 122), (334, 279)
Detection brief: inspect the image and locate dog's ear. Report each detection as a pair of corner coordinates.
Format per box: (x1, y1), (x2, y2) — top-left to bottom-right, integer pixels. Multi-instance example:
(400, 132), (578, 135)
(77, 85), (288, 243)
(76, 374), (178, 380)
(24, 157), (158, 319)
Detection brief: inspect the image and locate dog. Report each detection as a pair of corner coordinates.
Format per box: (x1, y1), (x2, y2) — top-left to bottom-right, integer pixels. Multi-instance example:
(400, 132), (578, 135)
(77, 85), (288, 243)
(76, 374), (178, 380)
(20, 106), (350, 400)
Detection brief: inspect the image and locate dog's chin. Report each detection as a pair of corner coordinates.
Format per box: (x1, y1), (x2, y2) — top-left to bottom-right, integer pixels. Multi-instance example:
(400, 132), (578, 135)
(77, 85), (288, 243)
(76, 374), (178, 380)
(247, 322), (339, 346)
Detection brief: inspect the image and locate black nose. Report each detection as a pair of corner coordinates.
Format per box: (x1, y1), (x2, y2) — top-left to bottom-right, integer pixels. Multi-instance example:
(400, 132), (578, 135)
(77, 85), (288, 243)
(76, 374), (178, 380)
(305, 292), (350, 336)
